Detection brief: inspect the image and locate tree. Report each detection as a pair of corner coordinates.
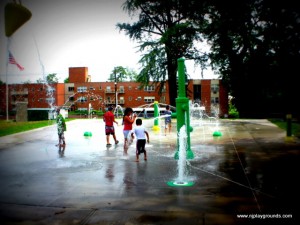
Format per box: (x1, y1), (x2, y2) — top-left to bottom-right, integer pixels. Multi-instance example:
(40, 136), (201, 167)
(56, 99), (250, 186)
(118, 0), (300, 117)
(36, 73), (59, 84)
(23, 80), (31, 84)
(185, 0), (300, 117)
(117, 0), (207, 106)
(108, 66), (128, 82)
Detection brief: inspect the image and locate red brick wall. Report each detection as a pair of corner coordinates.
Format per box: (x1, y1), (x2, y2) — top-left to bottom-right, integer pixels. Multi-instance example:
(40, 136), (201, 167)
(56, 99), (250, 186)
(56, 83), (65, 107)
(3, 77), (228, 118)
(72, 81), (167, 111)
(69, 67), (88, 83)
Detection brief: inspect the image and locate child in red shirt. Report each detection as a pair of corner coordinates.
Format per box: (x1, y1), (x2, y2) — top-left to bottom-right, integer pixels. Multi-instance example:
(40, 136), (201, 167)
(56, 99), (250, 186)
(122, 107), (137, 154)
(103, 106), (119, 146)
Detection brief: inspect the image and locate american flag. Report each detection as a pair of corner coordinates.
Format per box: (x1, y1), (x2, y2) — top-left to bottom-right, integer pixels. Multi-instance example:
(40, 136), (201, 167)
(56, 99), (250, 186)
(8, 51), (24, 71)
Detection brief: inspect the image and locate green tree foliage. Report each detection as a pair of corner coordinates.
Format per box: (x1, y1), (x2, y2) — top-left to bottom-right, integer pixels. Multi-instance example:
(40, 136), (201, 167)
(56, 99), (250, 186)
(36, 73), (59, 84)
(108, 66), (128, 82)
(186, 0), (300, 118)
(117, 0), (207, 106)
(118, 0), (299, 118)
(108, 66), (138, 82)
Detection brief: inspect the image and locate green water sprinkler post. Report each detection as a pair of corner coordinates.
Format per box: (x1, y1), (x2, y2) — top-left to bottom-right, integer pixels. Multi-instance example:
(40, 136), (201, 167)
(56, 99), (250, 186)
(152, 101), (161, 131)
(173, 57), (194, 160)
(285, 113), (294, 142)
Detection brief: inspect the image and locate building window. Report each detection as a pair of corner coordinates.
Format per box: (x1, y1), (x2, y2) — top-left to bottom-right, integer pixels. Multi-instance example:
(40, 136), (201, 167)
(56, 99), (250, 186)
(119, 96), (124, 104)
(129, 96), (132, 101)
(211, 84), (219, 93)
(106, 86), (112, 92)
(144, 86), (155, 92)
(68, 87), (74, 92)
(119, 86), (124, 93)
(89, 86), (95, 90)
(144, 96), (155, 103)
(136, 96), (142, 101)
(46, 98), (55, 104)
(128, 86), (132, 90)
(78, 96), (87, 102)
(211, 97), (219, 104)
(47, 87), (55, 93)
(99, 86), (102, 90)
(77, 86), (87, 92)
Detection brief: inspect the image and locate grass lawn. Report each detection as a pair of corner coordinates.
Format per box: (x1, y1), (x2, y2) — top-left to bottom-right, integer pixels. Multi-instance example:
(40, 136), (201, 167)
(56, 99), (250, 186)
(268, 118), (300, 138)
(0, 119), (72, 137)
(0, 118), (299, 138)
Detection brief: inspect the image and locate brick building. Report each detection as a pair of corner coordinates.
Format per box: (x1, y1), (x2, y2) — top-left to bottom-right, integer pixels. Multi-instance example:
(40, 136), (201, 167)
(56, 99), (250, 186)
(0, 67), (228, 119)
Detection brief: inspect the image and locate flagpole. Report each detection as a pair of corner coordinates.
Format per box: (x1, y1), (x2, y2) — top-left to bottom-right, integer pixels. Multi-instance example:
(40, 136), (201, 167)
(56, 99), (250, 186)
(6, 66), (9, 121)
(6, 38), (10, 121)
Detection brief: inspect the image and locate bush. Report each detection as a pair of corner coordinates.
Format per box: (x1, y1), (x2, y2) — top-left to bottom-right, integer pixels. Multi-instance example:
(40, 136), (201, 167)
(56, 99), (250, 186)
(228, 103), (239, 118)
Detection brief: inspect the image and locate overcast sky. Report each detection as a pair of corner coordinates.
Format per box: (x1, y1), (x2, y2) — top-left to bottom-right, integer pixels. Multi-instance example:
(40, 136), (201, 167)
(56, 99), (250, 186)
(0, 0), (217, 84)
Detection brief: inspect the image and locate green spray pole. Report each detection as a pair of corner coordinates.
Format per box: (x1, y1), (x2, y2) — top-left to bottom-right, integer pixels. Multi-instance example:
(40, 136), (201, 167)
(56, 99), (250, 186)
(285, 113), (294, 142)
(152, 101), (160, 131)
(173, 57), (194, 159)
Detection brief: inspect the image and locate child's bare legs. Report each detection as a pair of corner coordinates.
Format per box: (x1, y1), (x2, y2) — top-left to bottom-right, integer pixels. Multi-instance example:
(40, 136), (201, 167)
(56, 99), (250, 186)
(106, 135), (110, 145)
(61, 133), (65, 145)
(123, 138), (128, 155)
(144, 151), (147, 161)
(136, 153), (139, 162)
(56, 133), (65, 146)
(113, 134), (119, 144)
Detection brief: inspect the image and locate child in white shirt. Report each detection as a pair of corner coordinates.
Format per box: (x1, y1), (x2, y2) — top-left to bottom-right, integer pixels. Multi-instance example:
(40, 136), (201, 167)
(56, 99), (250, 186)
(131, 118), (150, 162)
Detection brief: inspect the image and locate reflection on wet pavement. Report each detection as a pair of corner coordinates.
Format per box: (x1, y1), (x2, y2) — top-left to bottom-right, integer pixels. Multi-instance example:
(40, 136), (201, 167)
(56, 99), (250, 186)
(0, 118), (298, 224)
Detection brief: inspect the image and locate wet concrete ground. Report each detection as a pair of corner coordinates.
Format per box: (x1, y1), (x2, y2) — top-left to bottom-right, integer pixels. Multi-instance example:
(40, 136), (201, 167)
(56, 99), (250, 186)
(0, 118), (299, 225)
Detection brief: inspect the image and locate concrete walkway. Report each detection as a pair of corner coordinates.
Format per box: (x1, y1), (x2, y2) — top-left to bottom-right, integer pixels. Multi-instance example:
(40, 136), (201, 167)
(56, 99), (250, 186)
(0, 118), (299, 225)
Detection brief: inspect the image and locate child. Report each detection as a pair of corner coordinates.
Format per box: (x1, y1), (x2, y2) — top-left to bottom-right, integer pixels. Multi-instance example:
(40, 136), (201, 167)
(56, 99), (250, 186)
(103, 106), (119, 146)
(131, 118), (149, 162)
(122, 107), (137, 154)
(55, 108), (66, 147)
(164, 105), (172, 135)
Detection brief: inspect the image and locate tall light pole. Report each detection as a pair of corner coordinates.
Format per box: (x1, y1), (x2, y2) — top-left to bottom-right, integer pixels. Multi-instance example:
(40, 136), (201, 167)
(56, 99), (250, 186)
(114, 82), (118, 108)
(114, 71), (118, 109)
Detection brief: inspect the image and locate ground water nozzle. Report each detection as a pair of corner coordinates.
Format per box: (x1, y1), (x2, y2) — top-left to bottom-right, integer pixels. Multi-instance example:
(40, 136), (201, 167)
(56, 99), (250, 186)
(84, 131), (92, 137)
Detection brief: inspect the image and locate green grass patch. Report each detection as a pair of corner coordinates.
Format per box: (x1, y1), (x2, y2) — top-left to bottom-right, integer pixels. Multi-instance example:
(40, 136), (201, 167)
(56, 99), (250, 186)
(268, 118), (300, 137)
(1, 118), (299, 138)
(0, 119), (73, 137)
